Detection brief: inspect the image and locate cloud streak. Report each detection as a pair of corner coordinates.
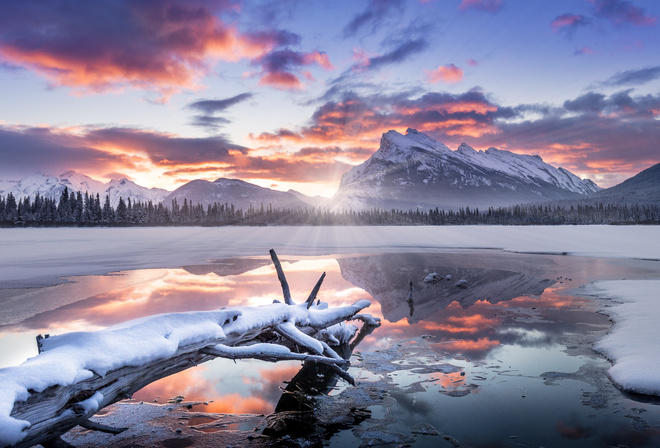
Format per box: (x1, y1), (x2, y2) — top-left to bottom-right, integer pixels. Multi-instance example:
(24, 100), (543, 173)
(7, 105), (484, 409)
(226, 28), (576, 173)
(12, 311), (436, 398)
(188, 92), (254, 115)
(187, 92), (254, 131)
(343, 0), (404, 37)
(598, 65), (660, 87)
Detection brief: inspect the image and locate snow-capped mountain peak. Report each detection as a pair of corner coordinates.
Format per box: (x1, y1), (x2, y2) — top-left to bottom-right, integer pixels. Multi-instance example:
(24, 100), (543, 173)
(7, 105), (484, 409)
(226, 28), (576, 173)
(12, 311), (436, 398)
(331, 128), (601, 211)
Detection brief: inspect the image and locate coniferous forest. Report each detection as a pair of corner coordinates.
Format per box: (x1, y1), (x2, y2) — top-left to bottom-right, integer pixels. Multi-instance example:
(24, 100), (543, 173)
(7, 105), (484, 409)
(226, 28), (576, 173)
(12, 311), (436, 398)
(1, 187), (659, 227)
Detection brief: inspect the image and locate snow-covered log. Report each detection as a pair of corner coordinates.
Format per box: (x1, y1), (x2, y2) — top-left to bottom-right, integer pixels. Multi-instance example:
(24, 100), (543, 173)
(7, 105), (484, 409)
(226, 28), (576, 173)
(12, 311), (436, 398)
(0, 250), (378, 448)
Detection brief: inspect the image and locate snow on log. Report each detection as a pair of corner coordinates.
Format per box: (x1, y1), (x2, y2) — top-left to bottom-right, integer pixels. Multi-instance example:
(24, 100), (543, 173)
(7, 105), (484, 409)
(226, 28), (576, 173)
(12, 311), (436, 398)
(0, 250), (379, 448)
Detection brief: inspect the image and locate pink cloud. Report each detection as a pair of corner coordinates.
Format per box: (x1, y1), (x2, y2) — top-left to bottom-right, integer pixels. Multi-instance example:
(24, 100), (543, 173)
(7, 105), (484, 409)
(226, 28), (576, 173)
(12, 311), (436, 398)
(252, 49), (335, 90)
(426, 64), (464, 84)
(0, 1), (308, 100)
(303, 51), (335, 70)
(258, 72), (304, 90)
(551, 14), (590, 33)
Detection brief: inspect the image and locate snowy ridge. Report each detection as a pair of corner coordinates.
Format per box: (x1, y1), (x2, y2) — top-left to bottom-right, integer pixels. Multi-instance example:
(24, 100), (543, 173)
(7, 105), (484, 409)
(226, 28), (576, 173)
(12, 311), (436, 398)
(105, 178), (169, 206)
(1, 171), (170, 207)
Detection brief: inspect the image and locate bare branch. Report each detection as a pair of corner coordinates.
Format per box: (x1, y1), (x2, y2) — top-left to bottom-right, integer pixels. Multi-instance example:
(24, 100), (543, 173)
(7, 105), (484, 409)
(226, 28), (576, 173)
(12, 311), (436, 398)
(269, 249), (293, 305)
(201, 343), (349, 367)
(276, 322), (323, 355)
(306, 272), (326, 309)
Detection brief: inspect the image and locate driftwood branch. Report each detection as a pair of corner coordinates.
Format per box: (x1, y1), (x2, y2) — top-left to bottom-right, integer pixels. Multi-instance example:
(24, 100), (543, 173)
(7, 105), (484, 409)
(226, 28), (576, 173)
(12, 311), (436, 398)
(306, 272), (326, 309)
(0, 250), (378, 448)
(269, 248), (293, 305)
(78, 419), (127, 435)
(201, 344), (348, 365)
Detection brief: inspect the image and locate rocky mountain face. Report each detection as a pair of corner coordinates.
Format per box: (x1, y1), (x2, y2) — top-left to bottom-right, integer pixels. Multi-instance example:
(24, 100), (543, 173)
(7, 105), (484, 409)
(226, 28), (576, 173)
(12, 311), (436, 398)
(163, 178), (310, 210)
(329, 129), (600, 211)
(0, 171), (169, 207)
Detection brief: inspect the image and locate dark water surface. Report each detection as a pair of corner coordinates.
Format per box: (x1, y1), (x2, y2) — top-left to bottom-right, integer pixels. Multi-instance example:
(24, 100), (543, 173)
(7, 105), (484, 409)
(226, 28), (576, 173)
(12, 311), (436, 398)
(2, 250), (660, 447)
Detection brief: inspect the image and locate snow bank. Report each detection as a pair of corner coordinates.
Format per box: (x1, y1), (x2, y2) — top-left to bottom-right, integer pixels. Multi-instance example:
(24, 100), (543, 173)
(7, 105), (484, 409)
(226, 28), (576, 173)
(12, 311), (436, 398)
(0, 309), (234, 446)
(0, 297), (372, 446)
(586, 280), (660, 396)
(1, 226), (659, 288)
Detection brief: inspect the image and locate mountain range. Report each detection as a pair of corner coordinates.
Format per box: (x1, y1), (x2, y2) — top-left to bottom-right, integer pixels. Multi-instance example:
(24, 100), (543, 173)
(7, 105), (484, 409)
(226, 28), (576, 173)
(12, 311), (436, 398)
(0, 171), (169, 208)
(1, 129), (657, 211)
(328, 129), (601, 211)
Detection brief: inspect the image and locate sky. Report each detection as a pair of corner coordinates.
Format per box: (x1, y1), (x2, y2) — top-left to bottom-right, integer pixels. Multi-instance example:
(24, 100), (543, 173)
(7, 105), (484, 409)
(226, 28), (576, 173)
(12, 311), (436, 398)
(0, 0), (659, 197)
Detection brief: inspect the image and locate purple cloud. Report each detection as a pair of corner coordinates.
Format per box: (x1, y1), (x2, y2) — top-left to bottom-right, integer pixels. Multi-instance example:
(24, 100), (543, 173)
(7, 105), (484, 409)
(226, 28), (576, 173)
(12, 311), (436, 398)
(551, 13), (591, 33)
(343, 0), (405, 37)
(188, 93), (254, 115)
(591, 0), (656, 26)
(457, 0), (504, 13)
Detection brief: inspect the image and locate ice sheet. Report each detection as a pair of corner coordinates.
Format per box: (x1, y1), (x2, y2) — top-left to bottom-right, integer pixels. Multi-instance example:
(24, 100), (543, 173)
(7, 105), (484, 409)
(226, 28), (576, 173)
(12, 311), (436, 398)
(1, 226), (658, 288)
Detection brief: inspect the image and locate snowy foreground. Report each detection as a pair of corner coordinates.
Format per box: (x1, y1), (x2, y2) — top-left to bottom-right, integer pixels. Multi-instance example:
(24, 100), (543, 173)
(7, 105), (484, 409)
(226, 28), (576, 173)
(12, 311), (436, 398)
(585, 280), (660, 396)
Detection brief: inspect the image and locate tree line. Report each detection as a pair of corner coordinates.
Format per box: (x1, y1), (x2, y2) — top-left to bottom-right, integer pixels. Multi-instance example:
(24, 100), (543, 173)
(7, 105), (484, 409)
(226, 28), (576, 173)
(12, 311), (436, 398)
(1, 187), (659, 227)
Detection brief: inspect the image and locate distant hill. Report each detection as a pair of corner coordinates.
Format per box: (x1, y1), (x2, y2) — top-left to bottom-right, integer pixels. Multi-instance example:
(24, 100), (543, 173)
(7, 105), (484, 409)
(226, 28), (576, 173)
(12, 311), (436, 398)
(589, 162), (660, 205)
(328, 129), (600, 211)
(163, 178), (310, 210)
(287, 189), (329, 208)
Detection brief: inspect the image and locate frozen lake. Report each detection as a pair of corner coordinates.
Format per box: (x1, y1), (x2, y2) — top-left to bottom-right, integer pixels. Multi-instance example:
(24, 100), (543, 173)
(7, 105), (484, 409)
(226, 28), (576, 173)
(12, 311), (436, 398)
(1, 226), (660, 447)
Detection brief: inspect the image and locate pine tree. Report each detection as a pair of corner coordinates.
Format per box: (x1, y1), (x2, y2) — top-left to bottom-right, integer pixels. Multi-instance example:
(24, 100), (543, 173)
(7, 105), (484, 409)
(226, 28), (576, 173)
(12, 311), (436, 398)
(116, 197), (128, 223)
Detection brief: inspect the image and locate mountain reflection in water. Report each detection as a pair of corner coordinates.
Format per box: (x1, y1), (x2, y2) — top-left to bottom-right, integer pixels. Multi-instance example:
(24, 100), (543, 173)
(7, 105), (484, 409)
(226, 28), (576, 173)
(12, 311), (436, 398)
(337, 253), (555, 323)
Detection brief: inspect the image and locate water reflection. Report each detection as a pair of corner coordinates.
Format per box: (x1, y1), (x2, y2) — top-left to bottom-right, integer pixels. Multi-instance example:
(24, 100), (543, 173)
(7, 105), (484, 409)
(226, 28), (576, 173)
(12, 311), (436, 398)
(337, 253), (556, 324)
